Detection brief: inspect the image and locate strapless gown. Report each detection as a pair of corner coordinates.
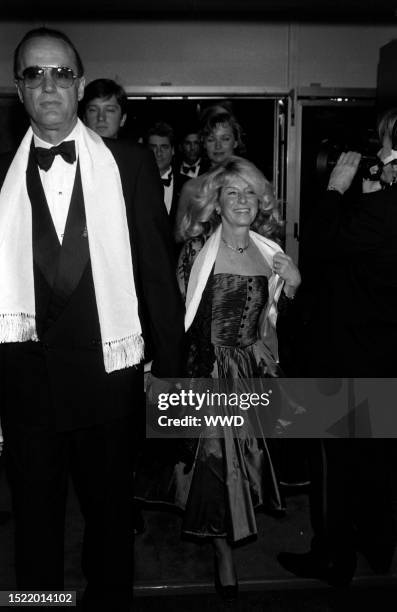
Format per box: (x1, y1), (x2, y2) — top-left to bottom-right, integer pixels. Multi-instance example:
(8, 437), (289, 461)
(181, 273), (283, 541)
(135, 273), (284, 542)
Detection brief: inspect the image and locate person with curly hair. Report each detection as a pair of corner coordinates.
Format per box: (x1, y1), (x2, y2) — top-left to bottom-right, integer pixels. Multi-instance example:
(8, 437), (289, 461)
(175, 105), (246, 242)
(176, 156), (301, 601)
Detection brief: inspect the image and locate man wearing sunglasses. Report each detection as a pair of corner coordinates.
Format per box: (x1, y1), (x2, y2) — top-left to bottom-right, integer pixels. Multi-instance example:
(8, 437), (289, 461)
(0, 27), (184, 611)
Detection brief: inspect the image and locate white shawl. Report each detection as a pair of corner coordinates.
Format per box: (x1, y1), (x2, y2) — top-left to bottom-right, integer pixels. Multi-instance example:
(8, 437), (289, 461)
(0, 120), (144, 373)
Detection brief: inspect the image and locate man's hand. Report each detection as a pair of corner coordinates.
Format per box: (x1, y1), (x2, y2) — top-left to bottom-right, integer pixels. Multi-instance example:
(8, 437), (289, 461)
(362, 178), (383, 194)
(328, 151), (361, 195)
(146, 373), (177, 406)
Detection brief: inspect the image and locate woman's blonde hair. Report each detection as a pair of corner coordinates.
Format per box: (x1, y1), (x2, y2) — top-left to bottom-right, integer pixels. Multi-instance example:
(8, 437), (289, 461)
(177, 156), (283, 242)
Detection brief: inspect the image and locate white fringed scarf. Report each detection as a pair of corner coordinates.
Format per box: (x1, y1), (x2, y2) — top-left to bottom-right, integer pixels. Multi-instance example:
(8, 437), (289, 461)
(184, 225), (285, 355)
(0, 120), (144, 373)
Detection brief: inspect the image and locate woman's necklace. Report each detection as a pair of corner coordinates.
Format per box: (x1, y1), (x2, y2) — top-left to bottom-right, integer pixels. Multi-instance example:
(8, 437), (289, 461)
(221, 237), (250, 255)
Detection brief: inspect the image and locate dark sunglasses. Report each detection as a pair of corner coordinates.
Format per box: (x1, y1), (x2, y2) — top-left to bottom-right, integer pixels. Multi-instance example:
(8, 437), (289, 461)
(16, 65), (79, 89)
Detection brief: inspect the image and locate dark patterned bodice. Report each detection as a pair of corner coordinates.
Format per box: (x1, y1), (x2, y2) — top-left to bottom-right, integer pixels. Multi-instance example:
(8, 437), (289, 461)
(211, 274), (268, 348)
(185, 272), (269, 377)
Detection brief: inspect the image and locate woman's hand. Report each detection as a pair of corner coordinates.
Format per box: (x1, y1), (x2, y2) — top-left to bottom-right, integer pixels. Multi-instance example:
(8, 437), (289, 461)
(272, 252), (301, 296)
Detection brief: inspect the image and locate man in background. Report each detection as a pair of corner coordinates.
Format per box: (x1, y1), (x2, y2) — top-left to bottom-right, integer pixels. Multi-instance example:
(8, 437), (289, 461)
(146, 121), (188, 225)
(178, 126), (204, 178)
(278, 113), (397, 586)
(81, 78), (127, 139)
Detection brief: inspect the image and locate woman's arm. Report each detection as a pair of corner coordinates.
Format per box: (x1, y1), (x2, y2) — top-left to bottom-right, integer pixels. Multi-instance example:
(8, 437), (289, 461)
(272, 252), (301, 299)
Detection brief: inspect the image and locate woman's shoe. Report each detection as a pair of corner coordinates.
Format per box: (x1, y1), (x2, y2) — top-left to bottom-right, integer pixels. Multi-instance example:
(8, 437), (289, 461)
(214, 557), (238, 602)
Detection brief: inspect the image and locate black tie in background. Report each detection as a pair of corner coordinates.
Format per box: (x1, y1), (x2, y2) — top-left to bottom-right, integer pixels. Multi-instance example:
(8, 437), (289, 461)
(35, 140), (76, 172)
(182, 164), (197, 174)
(161, 173), (172, 187)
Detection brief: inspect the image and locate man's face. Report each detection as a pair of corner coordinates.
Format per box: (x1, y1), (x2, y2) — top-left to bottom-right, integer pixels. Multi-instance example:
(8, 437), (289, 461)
(148, 135), (174, 174)
(84, 95), (126, 139)
(15, 35), (85, 143)
(181, 133), (201, 165)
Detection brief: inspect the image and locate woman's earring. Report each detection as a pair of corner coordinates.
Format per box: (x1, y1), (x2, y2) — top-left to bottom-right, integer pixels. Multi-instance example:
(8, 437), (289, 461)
(215, 208), (221, 215)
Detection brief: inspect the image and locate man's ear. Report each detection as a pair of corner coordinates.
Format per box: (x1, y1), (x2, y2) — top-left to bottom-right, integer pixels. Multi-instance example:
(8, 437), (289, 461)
(15, 81), (24, 104)
(120, 113), (127, 128)
(77, 76), (86, 102)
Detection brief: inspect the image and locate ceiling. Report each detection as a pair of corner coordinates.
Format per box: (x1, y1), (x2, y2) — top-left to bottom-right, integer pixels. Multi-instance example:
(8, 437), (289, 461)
(2, 0), (396, 22)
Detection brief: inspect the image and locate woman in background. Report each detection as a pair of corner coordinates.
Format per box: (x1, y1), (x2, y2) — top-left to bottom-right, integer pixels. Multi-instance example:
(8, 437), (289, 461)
(175, 105), (245, 242)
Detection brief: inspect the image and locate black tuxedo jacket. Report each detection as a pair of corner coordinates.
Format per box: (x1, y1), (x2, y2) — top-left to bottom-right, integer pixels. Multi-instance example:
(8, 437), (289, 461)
(299, 186), (397, 377)
(168, 167), (189, 227)
(0, 138), (185, 431)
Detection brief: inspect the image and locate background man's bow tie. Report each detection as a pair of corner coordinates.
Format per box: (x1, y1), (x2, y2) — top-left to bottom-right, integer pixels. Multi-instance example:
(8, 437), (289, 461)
(35, 140), (76, 172)
(182, 163), (197, 173)
(161, 173), (173, 187)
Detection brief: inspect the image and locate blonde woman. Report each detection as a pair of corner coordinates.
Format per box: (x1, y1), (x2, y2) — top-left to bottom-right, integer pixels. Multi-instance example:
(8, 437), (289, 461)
(176, 156), (301, 600)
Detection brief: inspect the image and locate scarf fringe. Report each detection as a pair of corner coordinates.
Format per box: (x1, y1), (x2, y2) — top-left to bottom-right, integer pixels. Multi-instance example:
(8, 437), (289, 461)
(103, 333), (145, 373)
(0, 313), (38, 343)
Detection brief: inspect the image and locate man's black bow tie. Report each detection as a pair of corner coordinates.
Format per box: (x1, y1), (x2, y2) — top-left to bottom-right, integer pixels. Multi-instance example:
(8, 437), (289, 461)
(35, 140), (76, 172)
(182, 163), (197, 174)
(161, 173), (173, 187)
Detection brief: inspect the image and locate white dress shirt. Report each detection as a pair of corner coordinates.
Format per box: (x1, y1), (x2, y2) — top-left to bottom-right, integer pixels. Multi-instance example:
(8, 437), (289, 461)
(162, 168), (174, 215)
(34, 124), (79, 243)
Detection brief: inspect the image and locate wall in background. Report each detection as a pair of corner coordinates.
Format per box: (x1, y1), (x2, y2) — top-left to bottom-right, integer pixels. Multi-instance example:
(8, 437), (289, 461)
(290, 24), (397, 90)
(0, 21), (396, 93)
